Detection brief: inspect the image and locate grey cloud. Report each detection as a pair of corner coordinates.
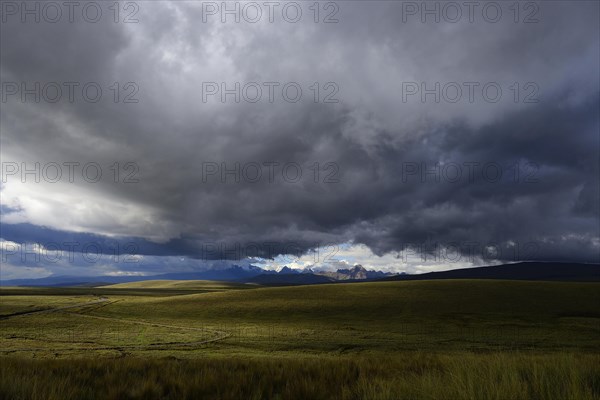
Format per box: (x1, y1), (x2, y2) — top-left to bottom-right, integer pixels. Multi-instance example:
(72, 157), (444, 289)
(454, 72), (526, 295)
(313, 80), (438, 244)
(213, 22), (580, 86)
(1, 1), (598, 268)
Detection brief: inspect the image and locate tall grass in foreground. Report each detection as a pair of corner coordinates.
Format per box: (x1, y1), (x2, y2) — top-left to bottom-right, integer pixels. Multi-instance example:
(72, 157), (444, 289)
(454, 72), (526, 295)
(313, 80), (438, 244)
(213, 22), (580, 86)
(1, 352), (599, 400)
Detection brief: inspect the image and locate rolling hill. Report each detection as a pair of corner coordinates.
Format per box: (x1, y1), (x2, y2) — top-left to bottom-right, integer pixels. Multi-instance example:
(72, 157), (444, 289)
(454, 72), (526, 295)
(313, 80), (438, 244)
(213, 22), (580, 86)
(100, 280), (249, 290)
(385, 262), (600, 282)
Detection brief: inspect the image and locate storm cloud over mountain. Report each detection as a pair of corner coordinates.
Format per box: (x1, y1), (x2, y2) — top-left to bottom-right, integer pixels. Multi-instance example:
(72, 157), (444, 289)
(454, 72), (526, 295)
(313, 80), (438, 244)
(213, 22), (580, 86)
(1, 1), (598, 278)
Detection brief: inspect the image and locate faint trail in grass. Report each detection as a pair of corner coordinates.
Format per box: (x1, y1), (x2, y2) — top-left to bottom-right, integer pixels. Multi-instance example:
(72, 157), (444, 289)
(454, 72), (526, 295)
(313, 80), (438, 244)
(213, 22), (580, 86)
(0, 298), (110, 320)
(1, 297), (231, 353)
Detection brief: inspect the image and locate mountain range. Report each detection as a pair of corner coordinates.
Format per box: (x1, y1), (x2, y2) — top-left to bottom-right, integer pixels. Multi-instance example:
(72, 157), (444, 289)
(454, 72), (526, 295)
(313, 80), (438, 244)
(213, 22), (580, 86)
(0, 264), (392, 287)
(1, 262), (598, 287)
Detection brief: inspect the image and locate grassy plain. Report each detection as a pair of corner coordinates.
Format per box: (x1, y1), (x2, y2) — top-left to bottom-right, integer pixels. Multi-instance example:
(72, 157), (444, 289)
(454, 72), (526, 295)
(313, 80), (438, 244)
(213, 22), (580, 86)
(1, 280), (599, 399)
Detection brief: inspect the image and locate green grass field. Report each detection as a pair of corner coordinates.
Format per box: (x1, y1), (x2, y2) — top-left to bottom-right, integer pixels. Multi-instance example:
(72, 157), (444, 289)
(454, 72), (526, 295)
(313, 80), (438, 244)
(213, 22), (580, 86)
(1, 280), (599, 399)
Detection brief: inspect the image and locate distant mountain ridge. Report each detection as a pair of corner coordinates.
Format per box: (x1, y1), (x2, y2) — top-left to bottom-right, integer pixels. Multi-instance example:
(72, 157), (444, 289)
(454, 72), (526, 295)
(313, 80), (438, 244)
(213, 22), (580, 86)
(0, 265), (265, 287)
(0, 264), (392, 287)
(2, 262), (598, 287)
(384, 262), (600, 282)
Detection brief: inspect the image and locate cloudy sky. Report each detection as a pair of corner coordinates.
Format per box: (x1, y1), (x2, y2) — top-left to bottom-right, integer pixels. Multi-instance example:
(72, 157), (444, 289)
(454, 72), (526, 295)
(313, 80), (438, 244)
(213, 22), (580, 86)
(1, 1), (599, 279)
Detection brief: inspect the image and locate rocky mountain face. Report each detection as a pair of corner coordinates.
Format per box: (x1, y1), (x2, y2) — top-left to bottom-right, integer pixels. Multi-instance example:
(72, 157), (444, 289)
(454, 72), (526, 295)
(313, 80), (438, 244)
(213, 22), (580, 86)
(315, 265), (392, 280)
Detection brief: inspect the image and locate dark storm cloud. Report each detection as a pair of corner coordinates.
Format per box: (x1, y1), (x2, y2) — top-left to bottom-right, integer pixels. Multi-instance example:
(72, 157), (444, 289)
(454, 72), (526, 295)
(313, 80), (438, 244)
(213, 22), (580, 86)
(1, 1), (598, 268)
